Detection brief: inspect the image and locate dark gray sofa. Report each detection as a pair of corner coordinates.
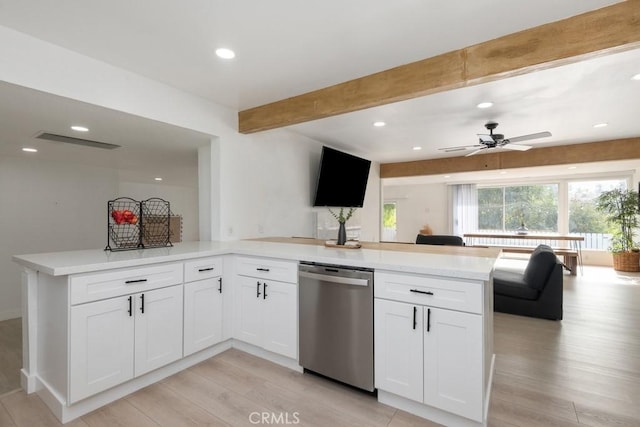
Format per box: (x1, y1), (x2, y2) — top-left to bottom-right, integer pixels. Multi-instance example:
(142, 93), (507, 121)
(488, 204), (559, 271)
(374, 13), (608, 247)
(493, 244), (563, 320)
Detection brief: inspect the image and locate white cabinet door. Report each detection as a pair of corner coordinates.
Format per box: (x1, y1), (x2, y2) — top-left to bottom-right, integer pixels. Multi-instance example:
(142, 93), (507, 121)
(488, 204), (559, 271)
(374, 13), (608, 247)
(262, 280), (297, 359)
(134, 285), (183, 376)
(184, 277), (223, 356)
(423, 307), (483, 422)
(69, 296), (134, 403)
(374, 299), (423, 402)
(235, 275), (264, 347)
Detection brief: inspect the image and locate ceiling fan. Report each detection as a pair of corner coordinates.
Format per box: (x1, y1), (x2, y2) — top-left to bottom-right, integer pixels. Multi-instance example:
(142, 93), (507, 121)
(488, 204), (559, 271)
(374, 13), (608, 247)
(439, 122), (551, 157)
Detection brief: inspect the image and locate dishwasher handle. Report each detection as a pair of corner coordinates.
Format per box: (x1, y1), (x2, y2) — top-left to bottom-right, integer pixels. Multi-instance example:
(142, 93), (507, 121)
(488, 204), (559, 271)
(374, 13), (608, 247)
(299, 270), (369, 287)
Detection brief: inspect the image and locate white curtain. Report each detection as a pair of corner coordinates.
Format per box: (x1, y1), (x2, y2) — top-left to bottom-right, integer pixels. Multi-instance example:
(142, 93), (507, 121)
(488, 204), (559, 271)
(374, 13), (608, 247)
(452, 184), (478, 237)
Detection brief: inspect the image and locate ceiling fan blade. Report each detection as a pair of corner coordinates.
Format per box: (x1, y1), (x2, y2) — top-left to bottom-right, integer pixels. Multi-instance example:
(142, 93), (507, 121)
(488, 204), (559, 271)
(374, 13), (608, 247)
(506, 131), (551, 143)
(477, 134), (494, 143)
(465, 148), (486, 157)
(502, 144), (532, 151)
(439, 144), (484, 152)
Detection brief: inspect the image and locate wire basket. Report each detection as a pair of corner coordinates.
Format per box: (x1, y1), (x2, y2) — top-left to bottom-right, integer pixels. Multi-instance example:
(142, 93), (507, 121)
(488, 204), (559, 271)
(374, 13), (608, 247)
(106, 197), (142, 251)
(105, 197), (173, 251)
(141, 198), (172, 249)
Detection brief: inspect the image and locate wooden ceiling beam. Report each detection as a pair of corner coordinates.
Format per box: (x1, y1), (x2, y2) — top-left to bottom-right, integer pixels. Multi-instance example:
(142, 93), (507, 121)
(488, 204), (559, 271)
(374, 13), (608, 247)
(238, 1), (640, 134)
(379, 137), (640, 178)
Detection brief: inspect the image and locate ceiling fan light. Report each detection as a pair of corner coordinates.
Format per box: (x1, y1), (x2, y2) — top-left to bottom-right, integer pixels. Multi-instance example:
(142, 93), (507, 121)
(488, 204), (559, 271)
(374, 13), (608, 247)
(477, 102), (493, 109)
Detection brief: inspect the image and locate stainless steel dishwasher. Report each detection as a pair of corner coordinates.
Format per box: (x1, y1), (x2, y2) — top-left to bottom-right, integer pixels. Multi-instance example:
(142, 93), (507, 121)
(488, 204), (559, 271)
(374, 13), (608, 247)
(298, 262), (374, 392)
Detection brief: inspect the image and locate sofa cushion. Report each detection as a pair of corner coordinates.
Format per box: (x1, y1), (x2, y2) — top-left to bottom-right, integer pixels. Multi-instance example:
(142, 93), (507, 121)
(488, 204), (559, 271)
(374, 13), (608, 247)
(523, 245), (558, 291)
(494, 270), (540, 300)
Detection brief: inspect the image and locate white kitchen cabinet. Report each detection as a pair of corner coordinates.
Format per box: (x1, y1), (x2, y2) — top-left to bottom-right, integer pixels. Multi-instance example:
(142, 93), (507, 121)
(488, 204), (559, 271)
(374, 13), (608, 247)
(374, 270), (489, 425)
(134, 285), (183, 376)
(183, 256), (225, 356)
(423, 307), (483, 421)
(261, 279), (297, 357)
(184, 276), (224, 356)
(374, 298), (423, 402)
(69, 295), (134, 403)
(69, 284), (183, 403)
(234, 257), (297, 359)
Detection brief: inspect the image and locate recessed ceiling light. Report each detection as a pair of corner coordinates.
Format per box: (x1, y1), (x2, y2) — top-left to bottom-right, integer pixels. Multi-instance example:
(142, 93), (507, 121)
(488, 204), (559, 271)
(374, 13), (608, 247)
(373, 121), (386, 127)
(499, 171), (507, 175)
(593, 123), (608, 128)
(477, 102), (493, 109)
(444, 175), (451, 178)
(631, 73), (640, 81)
(71, 125), (89, 132)
(215, 48), (235, 59)
(412, 146), (422, 151)
(568, 166), (577, 169)
(154, 177), (163, 181)
(22, 147), (38, 153)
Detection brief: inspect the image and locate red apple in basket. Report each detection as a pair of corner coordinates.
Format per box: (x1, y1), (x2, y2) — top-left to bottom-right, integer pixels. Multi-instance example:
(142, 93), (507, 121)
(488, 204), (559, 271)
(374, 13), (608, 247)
(122, 210), (134, 222)
(111, 210), (125, 224)
(129, 214), (139, 225)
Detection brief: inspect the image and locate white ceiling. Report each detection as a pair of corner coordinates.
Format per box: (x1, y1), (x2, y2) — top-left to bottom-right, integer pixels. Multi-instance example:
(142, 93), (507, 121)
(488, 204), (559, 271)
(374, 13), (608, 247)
(0, 0), (637, 175)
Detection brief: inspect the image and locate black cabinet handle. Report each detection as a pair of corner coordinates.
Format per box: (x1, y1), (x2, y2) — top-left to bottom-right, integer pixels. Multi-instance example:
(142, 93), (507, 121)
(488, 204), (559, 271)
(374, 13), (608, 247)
(427, 308), (431, 332)
(140, 293), (145, 314)
(218, 277), (223, 293)
(256, 281), (261, 298)
(125, 279), (147, 284)
(413, 306), (417, 330)
(263, 282), (268, 299)
(256, 268), (270, 272)
(128, 296), (132, 317)
(198, 267), (214, 272)
(410, 289), (434, 296)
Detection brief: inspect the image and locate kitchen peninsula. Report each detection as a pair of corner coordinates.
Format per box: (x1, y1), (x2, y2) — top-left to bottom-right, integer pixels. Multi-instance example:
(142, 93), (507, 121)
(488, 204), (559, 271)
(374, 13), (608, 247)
(13, 240), (499, 426)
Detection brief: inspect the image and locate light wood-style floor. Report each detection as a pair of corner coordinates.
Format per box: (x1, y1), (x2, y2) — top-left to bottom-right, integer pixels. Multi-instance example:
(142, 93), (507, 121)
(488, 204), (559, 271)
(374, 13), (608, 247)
(1, 265), (639, 426)
(0, 318), (21, 396)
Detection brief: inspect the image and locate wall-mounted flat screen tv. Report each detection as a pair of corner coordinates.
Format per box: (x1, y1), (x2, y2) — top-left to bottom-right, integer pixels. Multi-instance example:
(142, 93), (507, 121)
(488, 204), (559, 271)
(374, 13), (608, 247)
(313, 146), (371, 208)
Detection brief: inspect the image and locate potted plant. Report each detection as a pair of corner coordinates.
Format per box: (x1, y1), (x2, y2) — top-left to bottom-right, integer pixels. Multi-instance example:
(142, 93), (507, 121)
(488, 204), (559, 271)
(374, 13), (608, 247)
(595, 188), (640, 272)
(328, 207), (356, 245)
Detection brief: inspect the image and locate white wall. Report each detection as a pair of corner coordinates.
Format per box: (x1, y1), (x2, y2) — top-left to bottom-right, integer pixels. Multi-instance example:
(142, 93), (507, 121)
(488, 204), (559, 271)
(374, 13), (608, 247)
(0, 155), (198, 321)
(383, 183), (448, 243)
(213, 131), (381, 241)
(0, 156), (116, 320)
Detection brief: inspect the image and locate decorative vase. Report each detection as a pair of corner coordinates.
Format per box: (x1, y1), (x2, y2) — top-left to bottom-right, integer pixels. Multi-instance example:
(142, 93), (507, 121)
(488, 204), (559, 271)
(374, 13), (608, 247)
(337, 222), (347, 245)
(516, 223), (528, 235)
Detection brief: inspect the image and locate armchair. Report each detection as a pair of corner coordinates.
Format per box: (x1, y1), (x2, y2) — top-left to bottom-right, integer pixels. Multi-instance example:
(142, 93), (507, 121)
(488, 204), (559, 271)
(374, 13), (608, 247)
(493, 244), (563, 320)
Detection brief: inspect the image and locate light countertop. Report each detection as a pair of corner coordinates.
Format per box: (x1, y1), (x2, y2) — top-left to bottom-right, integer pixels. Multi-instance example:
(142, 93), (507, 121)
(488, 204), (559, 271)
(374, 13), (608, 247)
(13, 239), (500, 281)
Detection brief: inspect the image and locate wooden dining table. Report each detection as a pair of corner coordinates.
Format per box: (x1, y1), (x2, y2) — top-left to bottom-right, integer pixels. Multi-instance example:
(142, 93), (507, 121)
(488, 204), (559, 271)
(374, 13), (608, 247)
(463, 232), (585, 275)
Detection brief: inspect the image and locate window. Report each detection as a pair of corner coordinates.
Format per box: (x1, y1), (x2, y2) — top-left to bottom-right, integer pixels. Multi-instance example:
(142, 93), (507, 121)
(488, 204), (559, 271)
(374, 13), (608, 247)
(569, 179), (626, 249)
(382, 202), (397, 241)
(478, 184), (559, 232)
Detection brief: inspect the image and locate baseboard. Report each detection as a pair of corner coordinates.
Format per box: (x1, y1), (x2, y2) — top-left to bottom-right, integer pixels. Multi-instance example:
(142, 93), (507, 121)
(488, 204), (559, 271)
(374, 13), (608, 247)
(0, 310), (21, 322)
(35, 340), (233, 423)
(484, 354), (496, 425)
(231, 339), (302, 372)
(377, 390), (485, 427)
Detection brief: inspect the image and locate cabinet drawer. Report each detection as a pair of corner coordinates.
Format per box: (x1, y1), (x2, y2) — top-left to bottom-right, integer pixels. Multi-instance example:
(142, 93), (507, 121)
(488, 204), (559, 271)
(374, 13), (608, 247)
(70, 262), (183, 305)
(235, 256), (297, 283)
(374, 271), (483, 314)
(184, 257), (223, 283)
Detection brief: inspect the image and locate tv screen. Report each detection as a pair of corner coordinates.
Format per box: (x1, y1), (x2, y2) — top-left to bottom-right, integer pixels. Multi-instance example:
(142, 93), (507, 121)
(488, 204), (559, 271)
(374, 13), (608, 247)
(313, 146), (371, 208)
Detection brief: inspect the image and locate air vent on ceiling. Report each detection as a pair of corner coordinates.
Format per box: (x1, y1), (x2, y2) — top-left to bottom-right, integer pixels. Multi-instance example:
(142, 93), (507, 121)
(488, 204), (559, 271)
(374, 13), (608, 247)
(35, 132), (121, 150)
